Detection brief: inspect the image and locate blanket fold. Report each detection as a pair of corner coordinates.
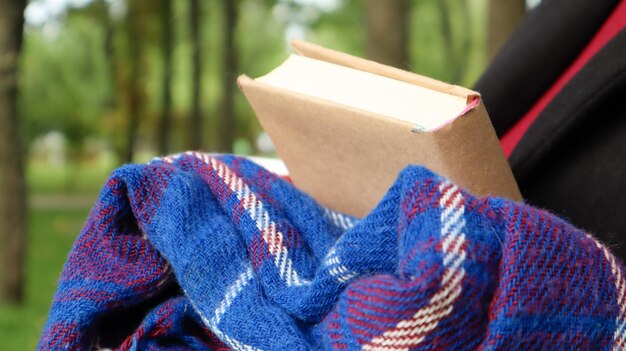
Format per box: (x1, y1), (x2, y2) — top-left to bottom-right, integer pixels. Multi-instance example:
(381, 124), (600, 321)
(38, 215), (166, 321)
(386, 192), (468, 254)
(38, 152), (626, 350)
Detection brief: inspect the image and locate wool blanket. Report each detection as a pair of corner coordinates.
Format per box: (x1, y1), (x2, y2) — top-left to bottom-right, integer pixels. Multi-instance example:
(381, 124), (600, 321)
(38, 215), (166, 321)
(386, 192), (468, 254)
(38, 152), (626, 350)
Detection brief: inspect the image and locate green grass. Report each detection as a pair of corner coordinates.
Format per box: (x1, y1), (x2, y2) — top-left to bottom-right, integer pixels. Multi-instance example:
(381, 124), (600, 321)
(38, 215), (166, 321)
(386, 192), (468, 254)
(0, 208), (89, 351)
(27, 159), (116, 195)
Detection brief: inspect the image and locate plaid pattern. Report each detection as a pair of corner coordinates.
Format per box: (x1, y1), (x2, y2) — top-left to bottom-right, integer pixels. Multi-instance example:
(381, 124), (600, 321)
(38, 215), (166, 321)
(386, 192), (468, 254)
(38, 152), (626, 350)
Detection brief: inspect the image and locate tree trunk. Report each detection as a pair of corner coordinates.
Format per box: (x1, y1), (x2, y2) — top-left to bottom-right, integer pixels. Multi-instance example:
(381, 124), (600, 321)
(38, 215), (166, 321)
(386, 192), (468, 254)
(99, 0), (126, 162)
(124, 2), (143, 163)
(0, 0), (27, 304)
(365, 0), (410, 69)
(436, 0), (473, 84)
(158, 0), (173, 155)
(488, 0), (526, 60)
(219, 0), (238, 153)
(189, 0), (203, 150)
(100, 0), (116, 110)
(436, 0), (457, 81)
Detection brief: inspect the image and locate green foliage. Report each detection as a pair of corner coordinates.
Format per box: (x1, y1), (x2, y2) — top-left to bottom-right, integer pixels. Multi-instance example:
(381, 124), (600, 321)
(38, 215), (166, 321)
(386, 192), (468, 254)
(20, 14), (113, 155)
(235, 0), (288, 145)
(18, 0), (489, 178)
(410, 0), (487, 86)
(310, 0), (366, 57)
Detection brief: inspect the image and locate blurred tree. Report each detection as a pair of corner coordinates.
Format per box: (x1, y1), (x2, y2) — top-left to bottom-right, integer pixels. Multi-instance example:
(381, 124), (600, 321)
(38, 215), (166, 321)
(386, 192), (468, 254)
(100, 0), (117, 110)
(488, 0), (525, 60)
(310, 0), (365, 57)
(158, 0), (174, 155)
(98, 0), (126, 162)
(123, 0), (145, 163)
(437, 0), (474, 84)
(365, 0), (410, 69)
(437, 0), (456, 77)
(235, 0), (289, 151)
(0, 0), (27, 304)
(21, 11), (112, 157)
(109, 0), (163, 162)
(219, 0), (239, 152)
(189, 0), (203, 150)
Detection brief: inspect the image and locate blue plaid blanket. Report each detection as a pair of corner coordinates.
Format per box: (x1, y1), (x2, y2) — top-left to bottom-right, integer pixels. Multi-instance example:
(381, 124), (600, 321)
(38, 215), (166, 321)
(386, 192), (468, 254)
(38, 152), (626, 350)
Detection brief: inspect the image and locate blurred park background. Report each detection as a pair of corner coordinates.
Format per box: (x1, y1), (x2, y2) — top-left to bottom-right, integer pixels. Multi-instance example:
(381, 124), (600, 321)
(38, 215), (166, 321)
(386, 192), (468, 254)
(0, 0), (533, 349)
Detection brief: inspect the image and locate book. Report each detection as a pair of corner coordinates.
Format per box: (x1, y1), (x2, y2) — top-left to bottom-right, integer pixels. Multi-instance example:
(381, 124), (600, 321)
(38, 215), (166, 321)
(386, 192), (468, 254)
(238, 40), (522, 217)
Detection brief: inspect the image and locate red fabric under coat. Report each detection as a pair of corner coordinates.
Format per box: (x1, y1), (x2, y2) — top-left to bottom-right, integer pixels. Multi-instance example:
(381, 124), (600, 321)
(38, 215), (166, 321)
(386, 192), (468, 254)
(500, 0), (626, 157)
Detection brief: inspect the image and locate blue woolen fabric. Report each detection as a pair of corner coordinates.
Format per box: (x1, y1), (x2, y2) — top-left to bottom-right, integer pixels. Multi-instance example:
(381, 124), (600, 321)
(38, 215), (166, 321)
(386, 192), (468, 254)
(38, 152), (626, 350)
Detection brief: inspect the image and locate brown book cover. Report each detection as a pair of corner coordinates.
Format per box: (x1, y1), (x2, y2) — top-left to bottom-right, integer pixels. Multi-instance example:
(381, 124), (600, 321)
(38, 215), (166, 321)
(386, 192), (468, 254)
(238, 40), (522, 217)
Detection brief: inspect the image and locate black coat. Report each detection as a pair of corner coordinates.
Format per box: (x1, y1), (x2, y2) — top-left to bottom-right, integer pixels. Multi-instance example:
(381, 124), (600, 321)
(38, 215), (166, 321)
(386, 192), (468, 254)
(475, 0), (626, 260)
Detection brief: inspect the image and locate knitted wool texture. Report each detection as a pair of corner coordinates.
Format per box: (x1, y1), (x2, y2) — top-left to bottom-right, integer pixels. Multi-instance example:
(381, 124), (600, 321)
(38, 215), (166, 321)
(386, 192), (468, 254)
(38, 152), (626, 350)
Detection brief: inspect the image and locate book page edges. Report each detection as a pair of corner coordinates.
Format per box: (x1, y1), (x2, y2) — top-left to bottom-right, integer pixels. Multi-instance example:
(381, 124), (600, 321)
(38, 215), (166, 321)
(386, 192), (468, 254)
(238, 75), (522, 216)
(291, 39), (477, 103)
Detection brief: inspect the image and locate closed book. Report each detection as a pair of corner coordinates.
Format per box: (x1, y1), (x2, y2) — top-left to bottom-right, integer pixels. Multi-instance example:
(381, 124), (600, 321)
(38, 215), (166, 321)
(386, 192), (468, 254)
(238, 40), (521, 217)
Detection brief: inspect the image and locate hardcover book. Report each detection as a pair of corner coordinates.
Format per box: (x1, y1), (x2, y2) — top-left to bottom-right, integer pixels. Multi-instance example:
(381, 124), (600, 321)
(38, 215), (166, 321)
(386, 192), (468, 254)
(238, 40), (522, 217)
